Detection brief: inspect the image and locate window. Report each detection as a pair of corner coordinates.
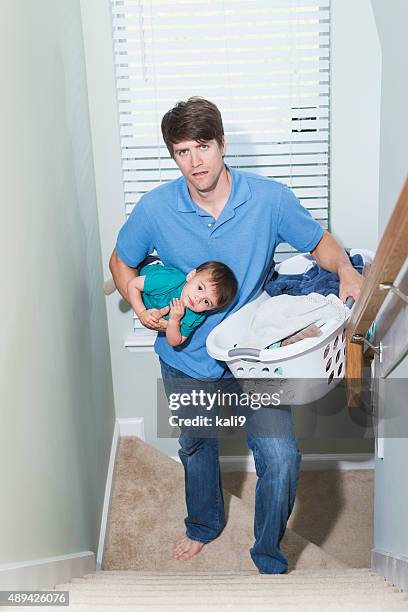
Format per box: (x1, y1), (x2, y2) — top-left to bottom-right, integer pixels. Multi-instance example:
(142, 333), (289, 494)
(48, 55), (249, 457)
(110, 0), (330, 336)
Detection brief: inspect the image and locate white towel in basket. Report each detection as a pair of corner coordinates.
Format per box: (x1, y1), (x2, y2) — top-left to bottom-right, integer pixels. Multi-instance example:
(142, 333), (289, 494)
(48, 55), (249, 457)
(238, 293), (347, 350)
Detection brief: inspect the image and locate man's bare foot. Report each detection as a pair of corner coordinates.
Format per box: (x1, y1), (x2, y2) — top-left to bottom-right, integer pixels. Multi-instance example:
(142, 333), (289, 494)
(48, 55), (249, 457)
(173, 534), (205, 561)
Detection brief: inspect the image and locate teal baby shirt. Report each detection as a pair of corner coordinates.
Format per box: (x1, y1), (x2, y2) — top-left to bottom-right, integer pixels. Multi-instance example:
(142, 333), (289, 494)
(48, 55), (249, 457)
(139, 264), (206, 337)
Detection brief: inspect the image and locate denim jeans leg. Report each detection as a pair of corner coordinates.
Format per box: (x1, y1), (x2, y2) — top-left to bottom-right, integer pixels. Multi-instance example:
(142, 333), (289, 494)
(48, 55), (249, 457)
(246, 408), (302, 574)
(178, 433), (225, 543)
(160, 358), (226, 544)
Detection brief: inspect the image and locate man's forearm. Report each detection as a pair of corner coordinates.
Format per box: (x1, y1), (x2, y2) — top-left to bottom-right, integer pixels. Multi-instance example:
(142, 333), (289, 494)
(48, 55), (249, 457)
(311, 230), (351, 274)
(311, 230), (363, 301)
(109, 248), (138, 303)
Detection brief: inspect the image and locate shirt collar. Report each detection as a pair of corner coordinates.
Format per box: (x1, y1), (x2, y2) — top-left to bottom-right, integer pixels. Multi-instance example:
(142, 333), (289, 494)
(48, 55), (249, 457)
(177, 165), (252, 214)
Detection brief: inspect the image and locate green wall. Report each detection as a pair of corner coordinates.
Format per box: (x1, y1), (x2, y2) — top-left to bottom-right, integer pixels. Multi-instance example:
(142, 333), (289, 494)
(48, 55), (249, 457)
(0, 0), (115, 563)
(371, 0), (408, 559)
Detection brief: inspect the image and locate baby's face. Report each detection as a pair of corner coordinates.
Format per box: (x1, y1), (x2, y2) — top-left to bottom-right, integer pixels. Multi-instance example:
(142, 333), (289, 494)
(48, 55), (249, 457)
(181, 272), (219, 313)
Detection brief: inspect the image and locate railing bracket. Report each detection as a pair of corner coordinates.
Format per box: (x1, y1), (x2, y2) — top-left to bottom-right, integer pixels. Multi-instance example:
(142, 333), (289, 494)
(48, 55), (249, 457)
(351, 335), (382, 359)
(378, 283), (408, 305)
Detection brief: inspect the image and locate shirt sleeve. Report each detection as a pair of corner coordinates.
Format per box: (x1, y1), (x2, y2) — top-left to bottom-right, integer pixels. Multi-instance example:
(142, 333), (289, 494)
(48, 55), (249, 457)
(143, 267), (185, 297)
(115, 201), (155, 268)
(276, 185), (324, 253)
(180, 313), (206, 337)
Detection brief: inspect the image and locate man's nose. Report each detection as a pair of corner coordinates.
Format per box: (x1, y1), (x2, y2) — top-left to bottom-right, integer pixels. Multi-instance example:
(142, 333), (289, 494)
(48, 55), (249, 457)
(191, 150), (203, 167)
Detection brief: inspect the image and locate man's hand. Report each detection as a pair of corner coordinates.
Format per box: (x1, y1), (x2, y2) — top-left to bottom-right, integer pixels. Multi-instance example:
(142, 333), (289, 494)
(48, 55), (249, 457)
(338, 264), (364, 303)
(311, 231), (364, 304)
(138, 306), (169, 331)
(169, 298), (186, 321)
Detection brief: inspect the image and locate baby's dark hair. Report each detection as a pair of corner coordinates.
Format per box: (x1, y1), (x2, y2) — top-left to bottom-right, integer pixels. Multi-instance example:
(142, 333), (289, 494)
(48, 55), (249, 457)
(195, 261), (238, 310)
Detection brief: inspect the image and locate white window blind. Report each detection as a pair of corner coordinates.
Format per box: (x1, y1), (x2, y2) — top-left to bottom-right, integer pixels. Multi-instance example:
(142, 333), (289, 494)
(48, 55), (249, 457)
(111, 0), (330, 338)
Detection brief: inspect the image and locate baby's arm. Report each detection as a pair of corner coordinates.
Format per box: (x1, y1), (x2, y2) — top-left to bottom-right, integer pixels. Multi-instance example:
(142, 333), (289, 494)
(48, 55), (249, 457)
(166, 298), (188, 347)
(127, 275), (146, 317)
(127, 276), (169, 329)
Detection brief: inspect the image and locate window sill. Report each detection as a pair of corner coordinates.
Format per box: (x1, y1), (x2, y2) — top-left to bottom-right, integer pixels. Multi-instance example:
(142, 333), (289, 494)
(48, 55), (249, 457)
(125, 331), (156, 353)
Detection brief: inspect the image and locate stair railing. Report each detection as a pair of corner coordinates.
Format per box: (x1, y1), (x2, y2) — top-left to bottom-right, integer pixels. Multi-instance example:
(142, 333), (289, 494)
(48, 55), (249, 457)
(345, 176), (408, 405)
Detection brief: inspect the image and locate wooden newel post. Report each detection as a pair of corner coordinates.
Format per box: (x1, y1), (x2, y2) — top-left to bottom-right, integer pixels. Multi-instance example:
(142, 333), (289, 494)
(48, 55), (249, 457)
(345, 337), (364, 407)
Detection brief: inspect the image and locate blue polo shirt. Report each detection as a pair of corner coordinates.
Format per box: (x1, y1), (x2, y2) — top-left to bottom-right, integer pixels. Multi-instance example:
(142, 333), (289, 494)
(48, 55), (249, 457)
(116, 166), (323, 379)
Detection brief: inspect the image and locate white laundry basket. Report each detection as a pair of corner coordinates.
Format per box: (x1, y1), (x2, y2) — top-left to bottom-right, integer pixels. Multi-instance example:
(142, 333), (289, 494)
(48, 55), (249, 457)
(206, 249), (373, 405)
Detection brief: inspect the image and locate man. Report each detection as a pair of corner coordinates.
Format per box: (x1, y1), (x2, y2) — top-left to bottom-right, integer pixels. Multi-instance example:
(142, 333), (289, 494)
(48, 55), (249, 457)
(110, 97), (363, 573)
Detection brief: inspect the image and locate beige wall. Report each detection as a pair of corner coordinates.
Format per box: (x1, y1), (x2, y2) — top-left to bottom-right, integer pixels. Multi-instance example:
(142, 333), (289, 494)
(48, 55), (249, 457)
(0, 0), (115, 563)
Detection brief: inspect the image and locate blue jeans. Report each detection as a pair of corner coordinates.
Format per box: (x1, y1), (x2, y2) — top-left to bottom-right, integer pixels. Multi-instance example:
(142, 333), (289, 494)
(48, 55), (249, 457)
(159, 358), (302, 574)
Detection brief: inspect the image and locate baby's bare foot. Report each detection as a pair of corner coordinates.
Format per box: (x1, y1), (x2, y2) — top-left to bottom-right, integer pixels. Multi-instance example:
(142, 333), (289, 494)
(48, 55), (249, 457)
(173, 534), (205, 561)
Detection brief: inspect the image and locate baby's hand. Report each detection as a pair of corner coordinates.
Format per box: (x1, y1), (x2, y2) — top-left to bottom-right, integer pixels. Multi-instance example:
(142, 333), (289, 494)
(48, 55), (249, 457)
(169, 298), (185, 321)
(138, 307), (169, 330)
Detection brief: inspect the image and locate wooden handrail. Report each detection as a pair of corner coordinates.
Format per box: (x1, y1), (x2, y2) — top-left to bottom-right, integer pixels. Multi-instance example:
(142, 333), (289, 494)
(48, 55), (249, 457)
(347, 176), (408, 339)
(345, 176), (408, 405)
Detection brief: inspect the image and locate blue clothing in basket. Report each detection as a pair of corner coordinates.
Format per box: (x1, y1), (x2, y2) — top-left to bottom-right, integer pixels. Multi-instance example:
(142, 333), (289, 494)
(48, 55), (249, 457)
(264, 254), (364, 298)
(116, 165), (324, 379)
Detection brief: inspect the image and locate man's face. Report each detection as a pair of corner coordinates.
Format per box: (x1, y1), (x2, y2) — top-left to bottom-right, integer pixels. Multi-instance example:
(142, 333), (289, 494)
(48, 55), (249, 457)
(181, 271), (218, 313)
(172, 138), (226, 195)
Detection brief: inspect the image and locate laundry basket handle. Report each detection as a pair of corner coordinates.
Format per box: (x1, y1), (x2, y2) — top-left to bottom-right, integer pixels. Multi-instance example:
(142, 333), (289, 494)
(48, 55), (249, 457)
(227, 347), (261, 358)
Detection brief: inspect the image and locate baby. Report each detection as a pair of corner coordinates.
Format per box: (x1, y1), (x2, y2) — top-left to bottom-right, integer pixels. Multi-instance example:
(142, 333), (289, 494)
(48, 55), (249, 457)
(127, 260), (238, 347)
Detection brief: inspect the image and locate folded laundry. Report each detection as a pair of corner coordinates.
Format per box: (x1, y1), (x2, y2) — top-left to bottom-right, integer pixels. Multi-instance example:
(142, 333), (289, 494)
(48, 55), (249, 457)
(238, 293), (346, 350)
(282, 323), (323, 346)
(264, 254), (364, 298)
(266, 323), (323, 350)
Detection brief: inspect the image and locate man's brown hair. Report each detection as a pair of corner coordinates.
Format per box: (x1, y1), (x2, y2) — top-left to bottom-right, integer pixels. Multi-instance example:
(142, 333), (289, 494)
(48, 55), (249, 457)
(195, 261), (238, 310)
(161, 97), (224, 158)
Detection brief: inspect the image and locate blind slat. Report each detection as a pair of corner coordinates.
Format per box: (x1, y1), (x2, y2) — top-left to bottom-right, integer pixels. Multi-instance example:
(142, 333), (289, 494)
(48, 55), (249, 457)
(122, 153), (328, 170)
(121, 131), (330, 149)
(123, 177), (328, 194)
(113, 0), (330, 9)
(123, 164), (329, 181)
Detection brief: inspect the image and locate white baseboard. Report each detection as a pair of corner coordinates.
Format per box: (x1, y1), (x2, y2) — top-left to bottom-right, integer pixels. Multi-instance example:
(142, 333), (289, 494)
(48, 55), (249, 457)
(0, 551), (95, 591)
(171, 453), (374, 471)
(117, 417), (145, 439)
(96, 419), (121, 569)
(96, 418), (145, 569)
(372, 548), (408, 593)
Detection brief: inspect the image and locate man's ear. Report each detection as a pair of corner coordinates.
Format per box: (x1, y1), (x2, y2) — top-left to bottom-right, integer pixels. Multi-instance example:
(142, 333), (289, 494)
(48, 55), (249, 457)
(220, 136), (226, 157)
(186, 269), (197, 282)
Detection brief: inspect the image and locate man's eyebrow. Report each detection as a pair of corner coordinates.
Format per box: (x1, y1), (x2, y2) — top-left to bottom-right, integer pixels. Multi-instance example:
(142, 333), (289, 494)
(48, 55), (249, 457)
(174, 146), (188, 153)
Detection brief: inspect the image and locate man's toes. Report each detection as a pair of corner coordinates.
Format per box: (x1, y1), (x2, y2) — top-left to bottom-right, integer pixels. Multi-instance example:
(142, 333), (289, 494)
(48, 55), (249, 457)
(179, 544), (201, 561)
(173, 538), (188, 553)
(173, 540), (189, 557)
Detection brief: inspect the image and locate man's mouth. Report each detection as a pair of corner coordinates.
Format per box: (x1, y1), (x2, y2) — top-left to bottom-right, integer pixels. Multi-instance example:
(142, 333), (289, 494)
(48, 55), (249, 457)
(192, 171), (208, 178)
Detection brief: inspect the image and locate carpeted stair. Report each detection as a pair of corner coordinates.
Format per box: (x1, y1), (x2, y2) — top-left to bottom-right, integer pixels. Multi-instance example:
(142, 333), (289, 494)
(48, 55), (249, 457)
(6, 569), (408, 612)
(102, 437), (347, 571)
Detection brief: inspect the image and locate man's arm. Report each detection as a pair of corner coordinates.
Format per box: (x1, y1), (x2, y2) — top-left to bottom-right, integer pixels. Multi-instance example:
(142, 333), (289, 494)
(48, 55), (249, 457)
(109, 248), (138, 303)
(310, 230), (363, 302)
(126, 275), (146, 316)
(109, 249), (168, 331)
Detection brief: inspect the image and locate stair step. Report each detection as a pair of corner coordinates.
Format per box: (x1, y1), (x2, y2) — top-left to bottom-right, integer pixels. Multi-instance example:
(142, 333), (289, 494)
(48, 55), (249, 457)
(5, 572), (406, 612)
